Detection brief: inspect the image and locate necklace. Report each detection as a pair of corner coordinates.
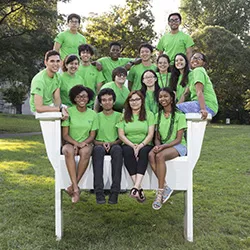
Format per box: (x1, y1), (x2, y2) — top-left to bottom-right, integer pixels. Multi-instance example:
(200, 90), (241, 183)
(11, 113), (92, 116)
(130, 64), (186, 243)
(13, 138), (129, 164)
(159, 72), (169, 88)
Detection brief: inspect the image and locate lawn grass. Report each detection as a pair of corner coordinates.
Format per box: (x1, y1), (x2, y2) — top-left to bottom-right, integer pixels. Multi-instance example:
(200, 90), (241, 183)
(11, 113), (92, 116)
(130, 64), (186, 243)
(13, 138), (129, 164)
(0, 113), (40, 134)
(0, 124), (250, 249)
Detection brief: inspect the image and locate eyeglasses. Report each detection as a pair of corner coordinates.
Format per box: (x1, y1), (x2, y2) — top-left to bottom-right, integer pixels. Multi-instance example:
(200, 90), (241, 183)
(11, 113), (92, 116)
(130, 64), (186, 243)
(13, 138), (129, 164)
(69, 20), (79, 24)
(75, 94), (88, 100)
(116, 73), (127, 77)
(143, 76), (156, 80)
(169, 18), (180, 23)
(192, 56), (204, 61)
(129, 98), (141, 103)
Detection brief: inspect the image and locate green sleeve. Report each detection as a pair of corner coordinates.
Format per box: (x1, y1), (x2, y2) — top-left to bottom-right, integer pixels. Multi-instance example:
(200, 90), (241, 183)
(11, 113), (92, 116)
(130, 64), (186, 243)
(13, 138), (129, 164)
(91, 113), (98, 131)
(31, 80), (44, 97)
(147, 111), (156, 126)
(156, 36), (164, 51)
(185, 35), (194, 48)
(96, 70), (105, 83)
(127, 66), (135, 82)
(116, 119), (125, 130)
(54, 32), (64, 45)
(193, 68), (206, 86)
(61, 117), (70, 127)
(177, 113), (187, 131)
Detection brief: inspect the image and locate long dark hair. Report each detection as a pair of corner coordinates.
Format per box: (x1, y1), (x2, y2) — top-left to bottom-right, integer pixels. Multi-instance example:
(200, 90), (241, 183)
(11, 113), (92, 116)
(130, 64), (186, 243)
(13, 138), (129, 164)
(124, 90), (146, 123)
(140, 70), (160, 103)
(156, 87), (176, 142)
(170, 53), (190, 91)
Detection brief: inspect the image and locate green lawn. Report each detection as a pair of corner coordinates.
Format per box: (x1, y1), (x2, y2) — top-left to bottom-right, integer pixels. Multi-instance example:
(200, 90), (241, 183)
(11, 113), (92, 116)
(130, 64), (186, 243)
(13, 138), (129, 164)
(0, 124), (250, 250)
(0, 113), (40, 134)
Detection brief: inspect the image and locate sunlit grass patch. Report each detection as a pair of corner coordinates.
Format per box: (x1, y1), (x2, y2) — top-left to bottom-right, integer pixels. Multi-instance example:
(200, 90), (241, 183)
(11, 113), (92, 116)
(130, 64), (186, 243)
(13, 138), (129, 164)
(0, 139), (43, 152)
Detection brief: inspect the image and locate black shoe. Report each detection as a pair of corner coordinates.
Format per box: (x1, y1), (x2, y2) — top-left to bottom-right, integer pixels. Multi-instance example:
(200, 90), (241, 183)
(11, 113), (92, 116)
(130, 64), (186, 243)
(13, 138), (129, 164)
(96, 192), (106, 204)
(108, 192), (118, 204)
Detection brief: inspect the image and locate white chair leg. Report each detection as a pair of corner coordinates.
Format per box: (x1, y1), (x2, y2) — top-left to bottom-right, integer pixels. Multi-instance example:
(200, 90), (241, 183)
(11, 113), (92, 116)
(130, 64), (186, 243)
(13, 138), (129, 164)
(55, 181), (63, 240)
(184, 187), (193, 242)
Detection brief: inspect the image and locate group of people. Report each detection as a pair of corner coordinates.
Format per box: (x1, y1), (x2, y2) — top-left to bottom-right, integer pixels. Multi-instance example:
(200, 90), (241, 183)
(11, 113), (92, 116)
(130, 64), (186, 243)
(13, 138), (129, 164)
(29, 12), (218, 210)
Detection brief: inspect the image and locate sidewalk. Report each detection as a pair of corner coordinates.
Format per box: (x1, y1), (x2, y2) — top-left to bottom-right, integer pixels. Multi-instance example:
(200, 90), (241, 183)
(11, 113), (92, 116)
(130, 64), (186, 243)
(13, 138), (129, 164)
(0, 132), (42, 139)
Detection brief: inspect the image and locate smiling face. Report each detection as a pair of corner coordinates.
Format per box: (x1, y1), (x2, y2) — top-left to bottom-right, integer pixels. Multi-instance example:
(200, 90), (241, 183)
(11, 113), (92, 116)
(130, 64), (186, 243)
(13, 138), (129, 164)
(175, 55), (186, 70)
(68, 17), (80, 32)
(74, 90), (89, 108)
(142, 71), (156, 88)
(45, 55), (61, 74)
(190, 53), (205, 69)
(80, 50), (92, 63)
(129, 93), (142, 111)
(157, 57), (169, 73)
(168, 14), (181, 31)
(139, 47), (152, 62)
(66, 59), (79, 75)
(110, 45), (121, 60)
(158, 90), (173, 108)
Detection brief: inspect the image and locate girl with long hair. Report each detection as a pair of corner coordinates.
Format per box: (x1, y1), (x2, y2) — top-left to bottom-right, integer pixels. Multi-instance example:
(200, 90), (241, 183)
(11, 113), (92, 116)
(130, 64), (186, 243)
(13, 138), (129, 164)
(156, 54), (171, 88)
(149, 87), (187, 210)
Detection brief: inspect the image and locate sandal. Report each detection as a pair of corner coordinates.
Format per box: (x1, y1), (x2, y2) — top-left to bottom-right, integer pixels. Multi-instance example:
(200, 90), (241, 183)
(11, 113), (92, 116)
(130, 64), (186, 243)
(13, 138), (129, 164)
(137, 188), (146, 203)
(152, 189), (163, 210)
(130, 187), (139, 199)
(162, 185), (173, 204)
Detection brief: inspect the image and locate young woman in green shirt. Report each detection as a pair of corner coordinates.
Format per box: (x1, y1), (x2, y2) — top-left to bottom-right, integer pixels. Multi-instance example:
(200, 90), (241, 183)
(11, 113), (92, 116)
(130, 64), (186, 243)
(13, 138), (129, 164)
(149, 87), (187, 210)
(117, 90), (155, 202)
(61, 85), (98, 203)
(156, 54), (171, 88)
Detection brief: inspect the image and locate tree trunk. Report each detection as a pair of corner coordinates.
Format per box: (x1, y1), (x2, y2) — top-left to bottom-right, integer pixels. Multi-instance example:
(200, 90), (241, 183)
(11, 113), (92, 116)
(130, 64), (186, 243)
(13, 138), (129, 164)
(15, 104), (22, 114)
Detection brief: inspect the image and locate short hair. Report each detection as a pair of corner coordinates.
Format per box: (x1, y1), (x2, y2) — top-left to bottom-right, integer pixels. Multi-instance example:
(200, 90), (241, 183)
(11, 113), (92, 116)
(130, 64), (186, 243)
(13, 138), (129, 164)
(69, 85), (94, 105)
(78, 44), (94, 56)
(44, 50), (60, 61)
(168, 12), (182, 22)
(67, 13), (81, 23)
(138, 43), (153, 53)
(62, 54), (79, 72)
(109, 42), (122, 49)
(112, 67), (127, 81)
(98, 88), (116, 103)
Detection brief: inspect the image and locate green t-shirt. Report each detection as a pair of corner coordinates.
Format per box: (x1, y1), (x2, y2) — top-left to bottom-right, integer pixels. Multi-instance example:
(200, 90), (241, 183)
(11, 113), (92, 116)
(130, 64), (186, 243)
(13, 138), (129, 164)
(77, 63), (105, 108)
(61, 106), (98, 142)
(158, 111), (187, 146)
(97, 57), (132, 83)
(156, 72), (171, 88)
(60, 72), (85, 107)
(100, 81), (130, 113)
(156, 31), (194, 64)
(116, 111), (155, 144)
(189, 67), (218, 114)
(95, 111), (121, 142)
(145, 90), (158, 115)
(54, 30), (86, 60)
(29, 69), (61, 112)
(127, 63), (157, 91)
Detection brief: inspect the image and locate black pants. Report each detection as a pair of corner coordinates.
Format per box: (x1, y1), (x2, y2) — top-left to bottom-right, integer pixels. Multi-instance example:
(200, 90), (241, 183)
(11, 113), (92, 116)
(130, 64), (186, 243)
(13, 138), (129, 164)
(122, 145), (152, 176)
(92, 144), (123, 193)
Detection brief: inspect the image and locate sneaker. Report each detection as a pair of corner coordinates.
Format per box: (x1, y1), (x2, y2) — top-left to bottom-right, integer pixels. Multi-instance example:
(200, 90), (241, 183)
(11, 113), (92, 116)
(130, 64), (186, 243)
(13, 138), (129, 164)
(108, 192), (118, 204)
(162, 185), (173, 203)
(96, 192), (106, 204)
(152, 189), (163, 210)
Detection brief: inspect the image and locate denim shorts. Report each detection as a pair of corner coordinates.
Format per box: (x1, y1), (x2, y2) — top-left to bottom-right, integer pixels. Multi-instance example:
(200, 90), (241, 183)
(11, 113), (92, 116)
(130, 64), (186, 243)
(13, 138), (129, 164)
(173, 144), (187, 156)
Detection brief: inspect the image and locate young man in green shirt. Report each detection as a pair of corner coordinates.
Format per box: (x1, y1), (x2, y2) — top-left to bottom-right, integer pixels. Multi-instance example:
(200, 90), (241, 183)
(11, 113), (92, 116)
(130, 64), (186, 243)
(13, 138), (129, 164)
(97, 42), (140, 84)
(127, 43), (157, 91)
(92, 88), (123, 204)
(53, 13), (86, 60)
(29, 50), (68, 118)
(77, 44), (105, 108)
(156, 13), (194, 65)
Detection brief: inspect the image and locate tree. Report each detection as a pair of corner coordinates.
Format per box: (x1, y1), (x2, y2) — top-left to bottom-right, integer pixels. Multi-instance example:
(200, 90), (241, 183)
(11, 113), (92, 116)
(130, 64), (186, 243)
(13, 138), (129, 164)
(192, 26), (250, 123)
(0, 0), (68, 113)
(84, 0), (156, 58)
(243, 89), (250, 112)
(180, 0), (250, 45)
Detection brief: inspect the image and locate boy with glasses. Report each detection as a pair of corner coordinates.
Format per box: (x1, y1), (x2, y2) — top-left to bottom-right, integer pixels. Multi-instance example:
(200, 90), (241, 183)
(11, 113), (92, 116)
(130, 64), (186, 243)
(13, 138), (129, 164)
(53, 13), (86, 60)
(156, 13), (194, 65)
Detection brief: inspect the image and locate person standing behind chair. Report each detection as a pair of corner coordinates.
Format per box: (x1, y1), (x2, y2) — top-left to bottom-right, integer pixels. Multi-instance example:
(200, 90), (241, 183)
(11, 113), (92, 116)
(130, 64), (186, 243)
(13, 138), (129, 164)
(61, 85), (97, 203)
(77, 44), (105, 108)
(156, 13), (194, 65)
(170, 53), (193, 102)
(117, 91), (155, 203)
(60, 54), (85, 107)
(29, 50), (68, 119)
(53, 13), (86, 60)
(149, 87), (187, 210)
(92, 88), (123, 204)
(98, 67), (130, 113)
(156, 54), (171, 88)
(140, 70), (160, 115)
(127, 43), (157, 91)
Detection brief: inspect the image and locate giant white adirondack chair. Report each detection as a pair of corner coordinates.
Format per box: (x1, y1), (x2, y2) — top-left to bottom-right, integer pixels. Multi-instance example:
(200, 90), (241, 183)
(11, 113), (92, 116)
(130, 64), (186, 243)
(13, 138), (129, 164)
(36, 112), (211, 242)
